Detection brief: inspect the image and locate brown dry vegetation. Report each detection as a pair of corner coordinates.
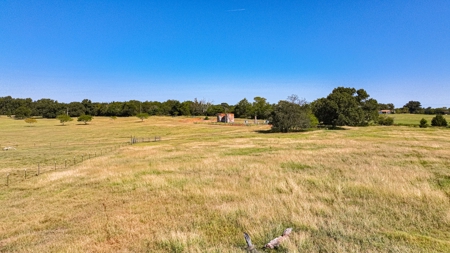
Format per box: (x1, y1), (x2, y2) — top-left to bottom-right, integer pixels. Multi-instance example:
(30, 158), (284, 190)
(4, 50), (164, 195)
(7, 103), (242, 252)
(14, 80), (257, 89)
(1, 116), (450, 252)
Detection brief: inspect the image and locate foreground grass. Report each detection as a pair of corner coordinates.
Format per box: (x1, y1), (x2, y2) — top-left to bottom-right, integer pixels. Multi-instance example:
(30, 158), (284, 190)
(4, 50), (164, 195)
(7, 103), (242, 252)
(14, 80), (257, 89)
(1, 116), (450, 252)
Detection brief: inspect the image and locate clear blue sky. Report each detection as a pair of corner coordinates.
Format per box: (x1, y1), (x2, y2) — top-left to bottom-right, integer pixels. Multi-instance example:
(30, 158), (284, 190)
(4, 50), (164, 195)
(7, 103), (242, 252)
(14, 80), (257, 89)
(1, 1), (449, 108)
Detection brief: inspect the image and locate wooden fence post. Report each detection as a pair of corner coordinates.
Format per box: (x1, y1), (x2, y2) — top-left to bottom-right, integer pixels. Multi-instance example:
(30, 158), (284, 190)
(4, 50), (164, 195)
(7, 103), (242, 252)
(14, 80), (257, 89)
(65, 159), (67, 169)
(54, 160), (56, 170)
(37, 163), (40, 176)
(24, 169), (27, 179)
(6, 173), (10, 186)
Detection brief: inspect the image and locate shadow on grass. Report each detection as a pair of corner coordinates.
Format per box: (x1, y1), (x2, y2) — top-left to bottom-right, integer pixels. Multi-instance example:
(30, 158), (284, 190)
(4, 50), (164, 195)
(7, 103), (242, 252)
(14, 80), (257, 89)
(255, 129), (314, 134)
(327, 126), (348, 130)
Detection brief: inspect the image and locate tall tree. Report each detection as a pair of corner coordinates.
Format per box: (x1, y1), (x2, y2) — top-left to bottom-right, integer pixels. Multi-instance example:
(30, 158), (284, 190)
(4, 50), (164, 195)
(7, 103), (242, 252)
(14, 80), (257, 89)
(234, 98), (252, 118)
(403, 101), (422, 114)
(252, 97), (272, 120)
(312, 87), (378, 127)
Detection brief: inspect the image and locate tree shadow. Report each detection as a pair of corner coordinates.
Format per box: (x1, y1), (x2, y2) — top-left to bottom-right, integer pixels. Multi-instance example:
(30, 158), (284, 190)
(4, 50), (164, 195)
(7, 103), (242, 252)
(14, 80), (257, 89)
(255, 129), (313, 134)
(327, 126), (348, 130)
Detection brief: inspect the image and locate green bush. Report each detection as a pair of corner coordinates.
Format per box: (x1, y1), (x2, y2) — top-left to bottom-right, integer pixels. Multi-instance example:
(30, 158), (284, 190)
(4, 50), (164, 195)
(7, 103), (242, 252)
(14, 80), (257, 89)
(431, 114), (448, 127)
(419, 118), (428, 128)
(378, 115), (394, 126)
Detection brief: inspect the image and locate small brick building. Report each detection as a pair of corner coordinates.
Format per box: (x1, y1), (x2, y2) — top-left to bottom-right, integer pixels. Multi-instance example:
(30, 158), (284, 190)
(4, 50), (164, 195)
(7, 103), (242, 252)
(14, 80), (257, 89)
(217, 113), (234, 123)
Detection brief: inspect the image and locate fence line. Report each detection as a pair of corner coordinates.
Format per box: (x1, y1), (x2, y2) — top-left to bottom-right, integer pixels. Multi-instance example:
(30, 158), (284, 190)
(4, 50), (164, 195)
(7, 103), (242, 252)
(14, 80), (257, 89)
(2, 142), (131, 187)
(130, 136), (161, 144)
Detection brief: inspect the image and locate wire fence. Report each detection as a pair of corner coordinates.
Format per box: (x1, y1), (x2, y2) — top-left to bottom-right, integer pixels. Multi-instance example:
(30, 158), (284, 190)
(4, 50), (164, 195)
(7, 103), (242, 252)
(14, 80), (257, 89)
(130, 136), (161, 144)
(2, 136), (163, 188)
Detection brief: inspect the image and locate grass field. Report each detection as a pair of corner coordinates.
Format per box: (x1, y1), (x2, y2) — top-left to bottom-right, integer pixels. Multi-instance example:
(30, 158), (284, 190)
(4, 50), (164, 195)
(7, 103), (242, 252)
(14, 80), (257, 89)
(1, 115), (450, 252)
(388, 113), (450, 126)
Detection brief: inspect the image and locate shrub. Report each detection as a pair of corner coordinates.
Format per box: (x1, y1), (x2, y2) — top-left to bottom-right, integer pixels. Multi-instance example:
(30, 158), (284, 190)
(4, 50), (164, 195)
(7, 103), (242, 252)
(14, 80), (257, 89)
(431, 114), (448, 127)
(378, 115), (394, 126)
(204, 116), (209, 120)
(419, 118), (428, 128)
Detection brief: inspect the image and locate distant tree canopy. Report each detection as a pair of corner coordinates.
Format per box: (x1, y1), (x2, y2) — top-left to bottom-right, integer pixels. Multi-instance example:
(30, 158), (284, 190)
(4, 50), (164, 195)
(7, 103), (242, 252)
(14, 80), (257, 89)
(378, 103), (395, 111)
(14, 106), (32, 119)
(403, 101), (422, 114)
(312, 87), (378, 127)
(1, 94), (446, 122)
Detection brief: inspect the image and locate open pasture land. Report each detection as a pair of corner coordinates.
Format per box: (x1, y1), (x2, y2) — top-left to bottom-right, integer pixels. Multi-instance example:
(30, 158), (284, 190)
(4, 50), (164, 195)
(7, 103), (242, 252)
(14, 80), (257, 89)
(1, 116), (450, 252)
(390, 113), (450, 126)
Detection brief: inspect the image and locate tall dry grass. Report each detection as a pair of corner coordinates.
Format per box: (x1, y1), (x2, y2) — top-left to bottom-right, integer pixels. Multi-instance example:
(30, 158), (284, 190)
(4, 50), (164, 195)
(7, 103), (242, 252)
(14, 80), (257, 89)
(1, 116), (449, 252)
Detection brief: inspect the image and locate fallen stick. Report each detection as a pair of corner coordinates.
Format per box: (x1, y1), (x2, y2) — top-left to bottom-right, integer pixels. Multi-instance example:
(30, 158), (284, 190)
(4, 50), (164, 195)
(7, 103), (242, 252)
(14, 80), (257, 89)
(264, 228), (293, 249)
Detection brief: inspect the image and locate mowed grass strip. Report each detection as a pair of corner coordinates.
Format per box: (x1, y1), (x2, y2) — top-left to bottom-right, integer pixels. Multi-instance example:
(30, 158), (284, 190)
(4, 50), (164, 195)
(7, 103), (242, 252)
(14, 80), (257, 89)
(0, 116), (450, 252)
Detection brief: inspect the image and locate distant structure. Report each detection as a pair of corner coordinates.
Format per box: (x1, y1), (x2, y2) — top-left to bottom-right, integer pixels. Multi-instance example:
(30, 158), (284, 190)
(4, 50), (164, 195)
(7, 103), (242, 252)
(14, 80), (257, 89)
(217, 113), (234, 123)
(379, 110), (392, 114)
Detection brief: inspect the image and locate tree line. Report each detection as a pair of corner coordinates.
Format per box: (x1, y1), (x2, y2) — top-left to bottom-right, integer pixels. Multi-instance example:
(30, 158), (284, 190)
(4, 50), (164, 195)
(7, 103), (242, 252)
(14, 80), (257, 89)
(0, 96), (276, 119)
(1, 87), (448, 132)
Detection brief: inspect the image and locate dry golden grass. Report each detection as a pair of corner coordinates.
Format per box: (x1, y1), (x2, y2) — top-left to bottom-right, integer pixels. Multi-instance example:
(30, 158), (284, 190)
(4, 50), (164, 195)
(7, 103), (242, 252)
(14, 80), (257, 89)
(1, 116), (450, 252)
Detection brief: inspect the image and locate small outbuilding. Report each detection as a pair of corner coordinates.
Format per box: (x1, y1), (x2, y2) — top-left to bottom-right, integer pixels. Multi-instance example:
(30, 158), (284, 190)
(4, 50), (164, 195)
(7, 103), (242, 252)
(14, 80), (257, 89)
(217, 113), (234, 123)
(379, 110), (392, 114)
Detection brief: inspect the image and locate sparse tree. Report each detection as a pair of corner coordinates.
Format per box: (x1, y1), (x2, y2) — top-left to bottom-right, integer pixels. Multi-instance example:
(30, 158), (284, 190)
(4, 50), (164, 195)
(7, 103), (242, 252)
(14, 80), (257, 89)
(57, 114), (73, 125)
(136, 113), (149, 121)
(24, 117), (37, 126)
(77, 114), (93, 125)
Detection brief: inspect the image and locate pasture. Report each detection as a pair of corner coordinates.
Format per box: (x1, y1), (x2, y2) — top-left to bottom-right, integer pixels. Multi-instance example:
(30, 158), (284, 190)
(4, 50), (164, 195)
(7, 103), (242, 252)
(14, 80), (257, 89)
(1, 116), (450, 252)
(389, 113), (449, 126)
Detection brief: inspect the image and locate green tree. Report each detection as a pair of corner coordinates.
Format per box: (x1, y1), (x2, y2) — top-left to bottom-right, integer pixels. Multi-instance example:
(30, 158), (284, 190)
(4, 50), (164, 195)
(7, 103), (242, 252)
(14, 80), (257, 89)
(136, 113), (149, 121)
(14, 106), (32, 119)
(57, 114), (73, 125)
(77, 115), (93, 124)
(251, 97), (272, 121)
(431, 114), (448, 127)
(234, 98), (252, 118)
(24, 117), (37, 126)
(179, 101), (193, 116)
(403, 101), (422, 114)
(419, 118), (428, 128)
(82, 99), (96, 115)
(68, 102), (85, 117)
(312, 87), (378, 128)
(270, 100), (312, 132)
